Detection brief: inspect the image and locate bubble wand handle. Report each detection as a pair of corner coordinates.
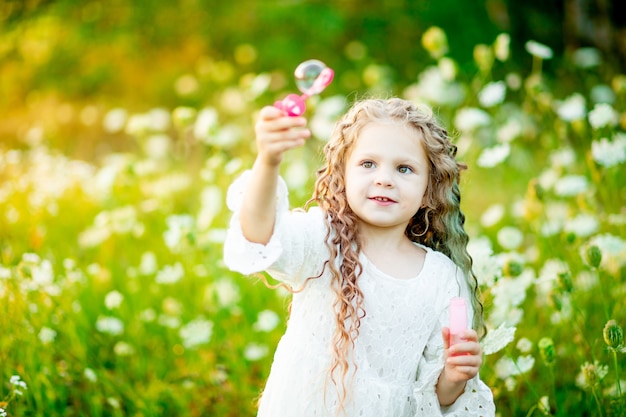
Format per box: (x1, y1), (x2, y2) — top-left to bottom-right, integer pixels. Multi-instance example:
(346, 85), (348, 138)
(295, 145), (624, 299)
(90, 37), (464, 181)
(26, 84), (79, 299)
(449, 297), (467, 346)
(274, 60), (334, 117)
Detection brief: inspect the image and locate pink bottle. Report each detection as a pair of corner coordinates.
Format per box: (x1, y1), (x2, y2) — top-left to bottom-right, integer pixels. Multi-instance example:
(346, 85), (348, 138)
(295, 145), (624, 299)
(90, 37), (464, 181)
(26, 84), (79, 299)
(449, 297), (467, 346)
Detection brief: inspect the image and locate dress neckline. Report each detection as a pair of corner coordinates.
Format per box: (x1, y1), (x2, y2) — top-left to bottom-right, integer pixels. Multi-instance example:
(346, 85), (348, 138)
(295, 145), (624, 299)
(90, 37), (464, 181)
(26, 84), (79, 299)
(360, 243), (430, 282)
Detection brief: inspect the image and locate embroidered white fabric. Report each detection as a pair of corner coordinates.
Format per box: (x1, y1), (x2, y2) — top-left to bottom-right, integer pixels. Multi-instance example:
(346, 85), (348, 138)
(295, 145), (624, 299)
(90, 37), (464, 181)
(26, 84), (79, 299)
(223, 171), (495, 417)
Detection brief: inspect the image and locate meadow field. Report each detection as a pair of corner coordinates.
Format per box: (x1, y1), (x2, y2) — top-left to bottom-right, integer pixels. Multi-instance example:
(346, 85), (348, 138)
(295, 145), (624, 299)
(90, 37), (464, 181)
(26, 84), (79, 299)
(1, 5), (625, 416)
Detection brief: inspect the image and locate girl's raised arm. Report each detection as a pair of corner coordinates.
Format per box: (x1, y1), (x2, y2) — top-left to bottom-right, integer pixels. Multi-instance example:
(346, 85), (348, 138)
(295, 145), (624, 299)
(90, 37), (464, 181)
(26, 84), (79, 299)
(238, 106), (310, 244)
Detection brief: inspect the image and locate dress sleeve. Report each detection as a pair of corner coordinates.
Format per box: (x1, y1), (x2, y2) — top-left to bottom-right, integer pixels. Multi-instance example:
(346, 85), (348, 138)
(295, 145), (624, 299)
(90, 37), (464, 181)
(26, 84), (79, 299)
(222, 170), (327, 287)
(413, 261), (496, 417)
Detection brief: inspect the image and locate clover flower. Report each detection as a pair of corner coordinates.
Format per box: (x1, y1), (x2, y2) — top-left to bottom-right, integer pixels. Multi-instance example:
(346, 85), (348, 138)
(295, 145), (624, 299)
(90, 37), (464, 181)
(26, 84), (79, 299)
(477, 143), (510, 168)
(577, 361), (609, 389)
(583, 245), (603, 269)
(588, 103), (618, 129)
(155, 262), (184, 284)
(454, 107), (491, 132)
(553, 175), (589, 197)
(591, 134), (626, 167)
(96, 316), (124, 336)
(9, 375), (27, 396)
(244, 343), (269, 361)
(179, 317), (214, 349)
(538, 337), (555, 365)
(556, 93), (586, 121)
(478, 81), (506, 108)
(38, 326), (57, 345)
(525, 40), (553, 60)
(104, 290), (124, 310)
(253, 310), (281, 333)
(603, 320), (624, 350)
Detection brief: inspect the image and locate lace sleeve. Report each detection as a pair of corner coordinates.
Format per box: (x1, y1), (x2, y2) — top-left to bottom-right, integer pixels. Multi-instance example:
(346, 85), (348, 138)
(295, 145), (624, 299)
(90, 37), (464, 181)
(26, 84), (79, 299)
(413, 260), (495, 417)
(222, 170), (327, 286)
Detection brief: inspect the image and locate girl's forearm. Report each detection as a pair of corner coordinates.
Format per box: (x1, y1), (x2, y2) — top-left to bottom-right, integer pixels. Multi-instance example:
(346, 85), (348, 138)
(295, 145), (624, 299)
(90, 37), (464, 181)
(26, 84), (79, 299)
(239, 158), (281, 244)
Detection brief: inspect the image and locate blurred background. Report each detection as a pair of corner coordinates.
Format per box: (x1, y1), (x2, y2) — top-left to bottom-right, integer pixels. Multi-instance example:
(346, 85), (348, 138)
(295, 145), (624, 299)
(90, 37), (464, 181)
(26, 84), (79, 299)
(1, 1), (625, 416)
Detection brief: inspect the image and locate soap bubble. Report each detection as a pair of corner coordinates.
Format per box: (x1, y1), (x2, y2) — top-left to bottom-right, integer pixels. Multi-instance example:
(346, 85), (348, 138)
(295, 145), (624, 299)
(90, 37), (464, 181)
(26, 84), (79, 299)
(295, 59), (332, 96)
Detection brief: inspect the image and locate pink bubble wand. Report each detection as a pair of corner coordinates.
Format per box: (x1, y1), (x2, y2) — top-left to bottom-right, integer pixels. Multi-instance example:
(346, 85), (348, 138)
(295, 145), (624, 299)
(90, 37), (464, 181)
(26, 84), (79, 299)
(274, 59), (334, 117)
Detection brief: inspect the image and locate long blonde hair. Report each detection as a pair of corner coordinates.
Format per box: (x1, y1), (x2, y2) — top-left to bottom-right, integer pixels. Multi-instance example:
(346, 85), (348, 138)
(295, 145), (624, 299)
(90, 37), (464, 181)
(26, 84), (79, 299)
(306, 98), (485, 413)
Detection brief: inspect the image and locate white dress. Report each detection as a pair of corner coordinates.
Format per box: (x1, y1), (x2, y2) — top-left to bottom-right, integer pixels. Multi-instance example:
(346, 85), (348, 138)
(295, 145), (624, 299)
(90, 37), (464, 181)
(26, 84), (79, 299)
(223, 171), (495, 417)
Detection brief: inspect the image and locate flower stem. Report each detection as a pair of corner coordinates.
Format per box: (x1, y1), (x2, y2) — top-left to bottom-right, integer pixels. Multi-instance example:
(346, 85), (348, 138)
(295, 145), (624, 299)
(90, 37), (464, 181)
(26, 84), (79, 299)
(612, 349), (623, 412)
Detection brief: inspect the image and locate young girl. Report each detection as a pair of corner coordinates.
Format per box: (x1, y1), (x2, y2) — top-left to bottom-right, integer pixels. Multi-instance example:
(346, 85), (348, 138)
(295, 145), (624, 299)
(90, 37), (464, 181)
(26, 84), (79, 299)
(223, 98), (495, 416)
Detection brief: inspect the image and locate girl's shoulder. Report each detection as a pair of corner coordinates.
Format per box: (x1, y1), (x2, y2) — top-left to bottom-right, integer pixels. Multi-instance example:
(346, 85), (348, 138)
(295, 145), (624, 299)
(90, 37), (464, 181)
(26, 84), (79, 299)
(415, 243), (458, 270)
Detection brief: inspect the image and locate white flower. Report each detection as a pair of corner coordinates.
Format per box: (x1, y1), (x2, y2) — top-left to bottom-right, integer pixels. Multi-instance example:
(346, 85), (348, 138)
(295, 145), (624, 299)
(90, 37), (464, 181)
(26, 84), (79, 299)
(585, 233), (626, 273)
(104, 290), (124, 310)
(96, 316), (124, 336)
(495, 355), (535, 379)
(478, 81), (506, 108)
(197, 185), (223, 230)
(155, 262), (184, 284)
(494, 33), (510, 61)
(9, 375), (27, 396)
(588, 103), (618, 129)
(244, 343), (269, 361)
(253, 310), (281, 332)
(572, 47), (601, 68)
(213, 279), (241, 308)
(496, 118), (523, 143)
(480, 204), (505, 227)
(38, 326), (57, 344)
(454, 107), (491, 132)
(179, 317), (214, 349)
(164, 214), (194, 249)
(84, 368), (98, 382)
(556, 93), (586, 121)
(550, 147), (576, 167)
(114, 341), (135, 356)
(143, 134), (172, 160)
(590, 85), (615, 104)
(409, 66), (465, 106)
(147, 108), (171, 132)
(592, 134), (626, 167)
(516, 337), (533, 353)
(525, 40), (553, 59)
(497, 226), (524, 250)
(103, 108), (128, 133)
(467, 236), (501, 287)
(482, 323), (517, 355)
(139, 251), (158, 275)
(554, 175), (589, 197)
(564, 214), (599, 237)
(477, 143), (510, 168)
(212, 124), (242, 148)
(311, 95), (347, 140)
(194, 107), (219, 142)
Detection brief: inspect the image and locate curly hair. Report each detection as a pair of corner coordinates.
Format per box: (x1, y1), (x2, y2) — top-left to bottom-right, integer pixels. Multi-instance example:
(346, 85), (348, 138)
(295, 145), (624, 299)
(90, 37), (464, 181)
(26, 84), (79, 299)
(305, 98), (485, 414)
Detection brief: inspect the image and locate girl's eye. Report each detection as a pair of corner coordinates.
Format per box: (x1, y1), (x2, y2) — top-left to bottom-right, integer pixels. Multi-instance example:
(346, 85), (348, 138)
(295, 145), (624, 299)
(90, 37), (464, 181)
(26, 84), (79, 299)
(362, 161), (374, 169)
(398, 166), (413, 174)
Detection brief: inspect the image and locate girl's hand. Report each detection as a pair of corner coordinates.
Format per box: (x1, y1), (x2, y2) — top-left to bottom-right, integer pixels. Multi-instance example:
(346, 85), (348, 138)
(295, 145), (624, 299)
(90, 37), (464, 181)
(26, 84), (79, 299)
(442, 327), (482, 382)
(255, 106), (310, 166)
(436, 327), (483, 406)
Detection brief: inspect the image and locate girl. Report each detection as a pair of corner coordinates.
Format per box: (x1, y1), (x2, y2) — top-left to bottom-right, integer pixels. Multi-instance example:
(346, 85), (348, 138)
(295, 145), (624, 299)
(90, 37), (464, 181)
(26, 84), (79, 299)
(223, 98), (495, 416)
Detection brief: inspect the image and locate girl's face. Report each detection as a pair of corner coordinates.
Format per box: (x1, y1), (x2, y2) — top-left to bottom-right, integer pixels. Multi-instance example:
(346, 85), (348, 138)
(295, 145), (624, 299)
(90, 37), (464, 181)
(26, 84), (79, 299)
(344, 121), (430, 236)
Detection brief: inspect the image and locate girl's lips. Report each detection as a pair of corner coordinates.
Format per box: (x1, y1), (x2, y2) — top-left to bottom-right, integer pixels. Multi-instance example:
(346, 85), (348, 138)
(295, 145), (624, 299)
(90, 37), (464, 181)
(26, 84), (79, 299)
(369, 196), (397, 204)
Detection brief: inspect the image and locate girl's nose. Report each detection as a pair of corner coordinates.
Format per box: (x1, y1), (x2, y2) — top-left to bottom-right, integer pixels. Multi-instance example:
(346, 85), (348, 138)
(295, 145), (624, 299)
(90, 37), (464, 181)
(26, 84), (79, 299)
(375, 170), (394, 187)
